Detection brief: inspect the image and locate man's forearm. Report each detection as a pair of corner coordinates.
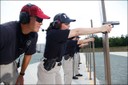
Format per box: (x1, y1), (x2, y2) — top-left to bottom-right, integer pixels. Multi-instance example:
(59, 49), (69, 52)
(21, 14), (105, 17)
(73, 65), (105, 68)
(78, 38), (94, 44)
(75, 27), (102, 35)
(20, 55), (32, 74)
(68, 24), (112, 38)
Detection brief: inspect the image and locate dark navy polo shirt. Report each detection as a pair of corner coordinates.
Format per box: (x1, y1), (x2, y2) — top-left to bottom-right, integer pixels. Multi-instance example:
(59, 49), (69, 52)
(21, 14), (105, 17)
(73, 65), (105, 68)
(75, 44), (81, 53)
(64, 39), (77, 57)
(0, 21), (38, 64)
(44, 29), (70, 62)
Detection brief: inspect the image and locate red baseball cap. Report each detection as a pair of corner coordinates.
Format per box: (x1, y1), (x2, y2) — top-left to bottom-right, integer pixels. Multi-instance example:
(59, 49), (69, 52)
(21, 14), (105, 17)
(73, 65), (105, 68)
(21, 3), (50, 19)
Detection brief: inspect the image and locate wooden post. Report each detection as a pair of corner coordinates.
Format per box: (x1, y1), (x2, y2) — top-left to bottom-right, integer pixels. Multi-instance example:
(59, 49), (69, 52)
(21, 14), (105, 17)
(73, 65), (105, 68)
(89, 40), (92, 80)
(101, 0), (111, 84)
(90, 19), (96, 85)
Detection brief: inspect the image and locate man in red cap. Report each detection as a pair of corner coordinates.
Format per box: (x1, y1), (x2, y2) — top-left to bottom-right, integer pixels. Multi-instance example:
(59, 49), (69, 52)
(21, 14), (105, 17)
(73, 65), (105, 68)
(0, 3), (50, 84)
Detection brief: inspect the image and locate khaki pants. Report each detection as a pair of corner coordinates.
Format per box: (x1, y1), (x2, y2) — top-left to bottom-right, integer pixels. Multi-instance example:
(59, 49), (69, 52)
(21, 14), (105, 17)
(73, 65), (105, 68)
(37, 60), (62, 84)
(62, 56), (73, 85)
(73, 53), (79, 76)
(0, 61), (18, 85)
(78, 53), (80, 65)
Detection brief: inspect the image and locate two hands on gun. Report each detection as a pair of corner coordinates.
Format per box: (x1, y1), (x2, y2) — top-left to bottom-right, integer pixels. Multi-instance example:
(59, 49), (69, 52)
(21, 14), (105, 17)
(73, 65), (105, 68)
(102, 21), (120, 34)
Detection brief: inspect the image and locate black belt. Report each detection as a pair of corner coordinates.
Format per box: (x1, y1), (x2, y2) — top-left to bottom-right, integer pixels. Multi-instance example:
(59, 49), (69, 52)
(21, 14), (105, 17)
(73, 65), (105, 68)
(64, 54), (71, 60)
(43, 59), (62, 66)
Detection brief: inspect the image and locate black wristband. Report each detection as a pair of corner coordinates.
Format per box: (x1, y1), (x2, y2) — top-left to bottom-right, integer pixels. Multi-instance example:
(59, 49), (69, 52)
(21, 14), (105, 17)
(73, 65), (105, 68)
(20, 72), (25, 76)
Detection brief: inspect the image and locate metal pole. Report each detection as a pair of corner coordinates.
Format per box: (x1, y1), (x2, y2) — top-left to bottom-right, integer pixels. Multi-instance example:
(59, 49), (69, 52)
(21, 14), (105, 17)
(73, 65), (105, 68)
(85, 47), (88, 68)
(89, 41), (92, 80)
(90, 19), (96, 85)
(101, 0), (111, 84)
(87, 45), (89, 72)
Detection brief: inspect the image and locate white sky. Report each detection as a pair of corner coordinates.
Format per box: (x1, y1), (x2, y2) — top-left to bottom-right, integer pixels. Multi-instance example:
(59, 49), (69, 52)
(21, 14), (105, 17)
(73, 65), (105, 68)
(1, 1), (127, 44)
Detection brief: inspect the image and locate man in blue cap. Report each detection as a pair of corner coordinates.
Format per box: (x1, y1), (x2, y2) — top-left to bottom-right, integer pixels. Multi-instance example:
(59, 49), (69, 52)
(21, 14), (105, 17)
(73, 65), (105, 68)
(37, 13), (112, 84)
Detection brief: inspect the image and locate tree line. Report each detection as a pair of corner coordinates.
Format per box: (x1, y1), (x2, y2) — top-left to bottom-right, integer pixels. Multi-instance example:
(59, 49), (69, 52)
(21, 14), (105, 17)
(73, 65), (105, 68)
(92, 34), (128, 48)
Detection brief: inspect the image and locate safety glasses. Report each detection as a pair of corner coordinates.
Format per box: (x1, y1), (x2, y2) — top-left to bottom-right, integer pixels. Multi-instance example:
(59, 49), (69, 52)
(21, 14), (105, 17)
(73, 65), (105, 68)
(35, 16), (43, 23)
(63, 22), (70, 25)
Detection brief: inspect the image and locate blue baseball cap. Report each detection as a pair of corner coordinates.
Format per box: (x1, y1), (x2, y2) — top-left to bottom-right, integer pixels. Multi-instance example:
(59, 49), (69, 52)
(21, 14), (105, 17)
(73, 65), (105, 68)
(54, 13), (76, 23)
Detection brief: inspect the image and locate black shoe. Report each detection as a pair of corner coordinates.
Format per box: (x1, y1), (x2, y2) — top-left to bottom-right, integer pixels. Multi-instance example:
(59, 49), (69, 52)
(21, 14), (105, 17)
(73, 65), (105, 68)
(76, 74), (83, 77)
(72, 76), (78, 79)
(79, 62), (82, 64)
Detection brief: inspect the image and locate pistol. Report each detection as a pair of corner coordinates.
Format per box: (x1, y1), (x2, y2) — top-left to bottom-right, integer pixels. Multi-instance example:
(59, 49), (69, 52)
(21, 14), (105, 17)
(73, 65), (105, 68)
(102, 21), (120, 28)
(102, 21), (120, 34)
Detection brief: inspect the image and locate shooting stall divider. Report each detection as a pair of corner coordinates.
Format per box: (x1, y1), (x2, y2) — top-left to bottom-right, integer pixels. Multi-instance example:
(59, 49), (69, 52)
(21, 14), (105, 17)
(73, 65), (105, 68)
(90, 19), (96, 85)
(101, 0), (119, 84)
(89, 35), (92, 80)
(101, 0), (112, 84)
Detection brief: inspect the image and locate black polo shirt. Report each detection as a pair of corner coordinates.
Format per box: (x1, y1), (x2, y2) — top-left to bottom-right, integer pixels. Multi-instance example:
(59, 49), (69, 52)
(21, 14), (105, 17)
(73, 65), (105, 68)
(64, 39), (77, 57)
(44, 29), (70, 62)
(75, 44), (81, 53)
(0, 21), (38, 64)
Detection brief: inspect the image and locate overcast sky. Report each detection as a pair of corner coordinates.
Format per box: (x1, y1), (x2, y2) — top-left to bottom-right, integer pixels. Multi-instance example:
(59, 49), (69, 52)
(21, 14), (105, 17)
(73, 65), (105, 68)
(1, 1), (127, 44)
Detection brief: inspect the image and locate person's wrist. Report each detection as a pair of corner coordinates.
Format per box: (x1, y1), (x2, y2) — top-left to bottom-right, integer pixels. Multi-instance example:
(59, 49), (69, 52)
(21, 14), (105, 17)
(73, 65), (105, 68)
(20, 72), (25, 76)
(99, 27), (103, 33)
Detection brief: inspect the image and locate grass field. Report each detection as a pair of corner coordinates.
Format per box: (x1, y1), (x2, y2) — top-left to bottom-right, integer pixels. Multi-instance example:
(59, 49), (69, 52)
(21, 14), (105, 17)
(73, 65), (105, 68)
(80, 46), (128, 52)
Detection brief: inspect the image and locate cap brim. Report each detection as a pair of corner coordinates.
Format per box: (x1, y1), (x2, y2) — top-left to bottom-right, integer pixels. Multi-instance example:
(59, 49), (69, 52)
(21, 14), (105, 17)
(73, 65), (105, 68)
(70, 19), (76, 22)
(65, 19), (76, 23)
(39, 13), (50, 19)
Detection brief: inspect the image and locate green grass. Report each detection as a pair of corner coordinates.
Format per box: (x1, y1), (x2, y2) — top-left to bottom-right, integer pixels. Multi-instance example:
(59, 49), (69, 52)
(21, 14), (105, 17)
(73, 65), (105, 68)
(80, 46), (128, 52)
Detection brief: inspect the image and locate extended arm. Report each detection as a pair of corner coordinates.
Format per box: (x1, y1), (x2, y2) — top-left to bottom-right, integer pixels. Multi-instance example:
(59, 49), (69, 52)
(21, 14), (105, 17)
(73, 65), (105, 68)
(68, 24), (112, 38)
(79, 43), (89, 48)
(77, 38), (94, 45)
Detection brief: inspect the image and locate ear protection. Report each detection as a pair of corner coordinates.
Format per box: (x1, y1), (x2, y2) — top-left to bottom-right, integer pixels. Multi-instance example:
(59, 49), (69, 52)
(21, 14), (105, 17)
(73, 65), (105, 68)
(52, 13), (63, 26)
(19, 3), (34, 24)
(55, 13), (65, 23)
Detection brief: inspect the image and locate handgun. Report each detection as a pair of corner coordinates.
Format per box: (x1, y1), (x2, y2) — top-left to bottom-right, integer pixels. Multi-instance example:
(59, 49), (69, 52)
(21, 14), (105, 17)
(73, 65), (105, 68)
(102, 21), (120, 28)
(102, 21), (120, 34)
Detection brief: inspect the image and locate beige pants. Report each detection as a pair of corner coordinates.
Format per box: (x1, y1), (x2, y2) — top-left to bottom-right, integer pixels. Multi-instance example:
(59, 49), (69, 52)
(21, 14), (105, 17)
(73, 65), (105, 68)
(62, 56), (73, 85)
(37, 60), (62, 85)
(73, 53), (79, 76)
(78, 53), (80, 64)
(0, 61), (18, 85)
